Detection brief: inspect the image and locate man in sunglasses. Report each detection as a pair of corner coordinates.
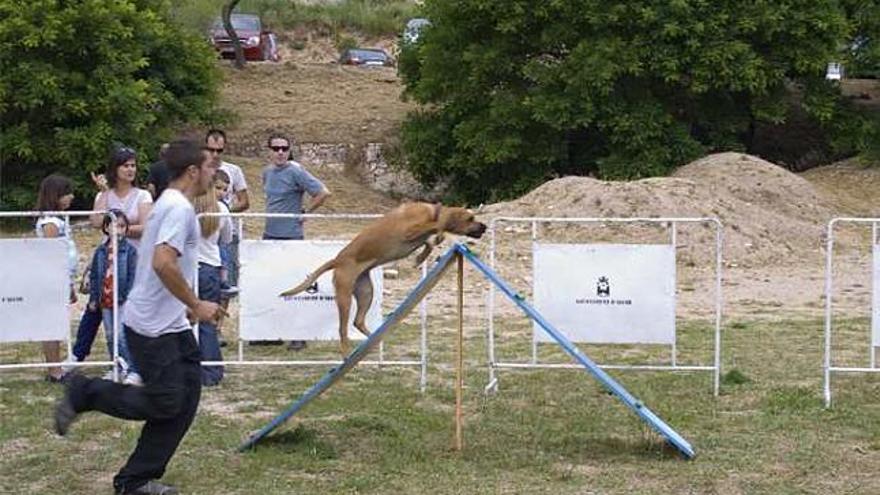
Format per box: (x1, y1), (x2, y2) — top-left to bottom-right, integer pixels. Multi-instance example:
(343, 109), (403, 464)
(262, 133), (330, 241)
(261, 133), (331, 351)
(205, 129), (250, 215)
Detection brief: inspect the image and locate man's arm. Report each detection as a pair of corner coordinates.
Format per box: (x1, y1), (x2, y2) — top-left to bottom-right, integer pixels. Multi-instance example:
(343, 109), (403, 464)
(304, 189), (330, 213)
(232, 189), (250, 212)
(230, 165), (250, 212)
(153, 244), (223, 322)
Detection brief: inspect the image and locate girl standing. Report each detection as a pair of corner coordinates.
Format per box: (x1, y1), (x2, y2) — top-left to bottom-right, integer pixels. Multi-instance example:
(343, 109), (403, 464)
(35, 174), (77, 382)
(193, 184), (232, 386)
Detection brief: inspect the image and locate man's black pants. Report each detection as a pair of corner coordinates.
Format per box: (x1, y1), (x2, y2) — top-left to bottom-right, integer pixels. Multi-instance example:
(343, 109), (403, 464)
(70, 327), (202, 492)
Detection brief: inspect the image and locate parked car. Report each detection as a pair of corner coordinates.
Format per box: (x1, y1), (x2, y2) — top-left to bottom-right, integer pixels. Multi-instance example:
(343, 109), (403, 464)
(826, 62), (843, 81)
(402, 18), (431, 44)
(339, 48), (394, 67)
(209, 13), (279, 62)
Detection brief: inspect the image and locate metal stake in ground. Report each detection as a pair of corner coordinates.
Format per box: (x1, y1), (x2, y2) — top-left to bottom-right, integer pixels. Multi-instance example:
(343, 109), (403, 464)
(455, 252), (464, 451)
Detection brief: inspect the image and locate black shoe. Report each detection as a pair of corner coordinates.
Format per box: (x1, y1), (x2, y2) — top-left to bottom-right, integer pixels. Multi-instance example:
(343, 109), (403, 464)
(53, 373), (85, 436)
(118, 480), (179, 495)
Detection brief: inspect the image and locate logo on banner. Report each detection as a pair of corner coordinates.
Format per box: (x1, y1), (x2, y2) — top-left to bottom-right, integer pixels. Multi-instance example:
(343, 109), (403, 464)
(281, 280), (335, 302)
(576, 276), (632, 306)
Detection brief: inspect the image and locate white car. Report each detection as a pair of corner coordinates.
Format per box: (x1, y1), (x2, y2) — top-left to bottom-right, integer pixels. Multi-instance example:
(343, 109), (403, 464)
(403, 18), (431, 44)
(826, 62), (843, 81)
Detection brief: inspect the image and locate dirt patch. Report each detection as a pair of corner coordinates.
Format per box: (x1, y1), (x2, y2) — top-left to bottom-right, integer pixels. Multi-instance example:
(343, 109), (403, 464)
(801, 157), (880, 216)
(218, 61), (414, 152)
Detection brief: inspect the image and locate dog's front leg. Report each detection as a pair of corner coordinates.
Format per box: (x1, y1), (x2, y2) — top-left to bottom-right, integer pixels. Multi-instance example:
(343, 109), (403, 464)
(413, 243), (433, 266)
(413, 233), (444, 266)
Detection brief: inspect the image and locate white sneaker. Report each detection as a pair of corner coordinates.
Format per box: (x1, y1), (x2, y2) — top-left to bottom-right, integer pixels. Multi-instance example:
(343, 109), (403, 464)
(61, 356), (80, 374)
(123, 372), (143, 387)
(116, 357), (130, 374)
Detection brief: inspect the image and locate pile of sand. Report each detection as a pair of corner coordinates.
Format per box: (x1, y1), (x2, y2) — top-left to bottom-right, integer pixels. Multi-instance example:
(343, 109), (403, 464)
(482, 152), (836, 269)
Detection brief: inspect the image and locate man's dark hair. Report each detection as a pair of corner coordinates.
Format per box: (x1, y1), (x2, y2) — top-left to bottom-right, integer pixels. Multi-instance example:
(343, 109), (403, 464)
(165, 139), (205, 181)
(266, 133), (291, 147)
(206, 129), (226, 143)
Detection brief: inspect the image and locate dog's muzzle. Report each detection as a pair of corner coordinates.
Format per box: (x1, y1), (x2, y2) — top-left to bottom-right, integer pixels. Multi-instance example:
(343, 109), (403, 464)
(466, 222), (488, 239)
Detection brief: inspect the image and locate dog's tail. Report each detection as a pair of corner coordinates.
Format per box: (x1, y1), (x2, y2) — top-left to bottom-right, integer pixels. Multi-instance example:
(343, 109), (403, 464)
(278, 258), (337, 298)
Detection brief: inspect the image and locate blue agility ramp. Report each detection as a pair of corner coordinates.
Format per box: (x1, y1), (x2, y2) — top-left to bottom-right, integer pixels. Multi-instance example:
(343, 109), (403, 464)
(239, 243), (695, 459)
(456, 244), (695, 459)
(238, 246), (460, 452)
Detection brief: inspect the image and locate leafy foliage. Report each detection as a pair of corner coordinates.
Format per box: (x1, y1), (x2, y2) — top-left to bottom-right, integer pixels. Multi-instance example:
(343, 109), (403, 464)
(236, 0), (419, 37)
(400, 0), (869, 203)
(0, 0), (223, 210)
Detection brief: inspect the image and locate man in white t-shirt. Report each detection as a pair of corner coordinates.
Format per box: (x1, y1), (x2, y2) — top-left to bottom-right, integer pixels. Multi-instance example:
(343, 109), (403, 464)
(55, 139), (223, 495)
(205, 129), (249, 212)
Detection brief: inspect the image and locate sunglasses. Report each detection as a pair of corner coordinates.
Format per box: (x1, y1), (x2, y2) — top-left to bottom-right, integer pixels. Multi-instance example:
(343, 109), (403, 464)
(269, 145), (290, 152)
(205, 147), (224, 154)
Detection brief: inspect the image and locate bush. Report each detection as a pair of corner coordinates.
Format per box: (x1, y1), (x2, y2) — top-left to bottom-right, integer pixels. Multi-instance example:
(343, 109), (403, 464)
(399, 0), (872, 204)
(0, 0), (223, 210)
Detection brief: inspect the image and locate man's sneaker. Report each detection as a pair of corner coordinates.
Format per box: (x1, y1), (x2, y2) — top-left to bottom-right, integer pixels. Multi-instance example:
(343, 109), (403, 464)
(123, 372), (143, 387)
(117, 480), (179, 495)
(54, 373), (86, 436)
(61, 356), (81, 374)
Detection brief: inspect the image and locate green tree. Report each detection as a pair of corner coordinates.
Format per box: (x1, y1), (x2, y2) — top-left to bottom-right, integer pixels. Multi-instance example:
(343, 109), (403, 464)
(400, 0), (859, 203)
(0, 0), (222, 210)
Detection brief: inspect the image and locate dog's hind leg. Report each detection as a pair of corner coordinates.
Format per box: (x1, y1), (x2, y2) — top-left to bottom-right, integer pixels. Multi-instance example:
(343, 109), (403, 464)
(333, 267), (357, 356)
(352, 271), (374, 338)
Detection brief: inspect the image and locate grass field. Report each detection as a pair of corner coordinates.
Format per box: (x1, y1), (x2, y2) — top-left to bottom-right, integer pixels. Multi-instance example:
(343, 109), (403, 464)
(3, 309), (880, 494)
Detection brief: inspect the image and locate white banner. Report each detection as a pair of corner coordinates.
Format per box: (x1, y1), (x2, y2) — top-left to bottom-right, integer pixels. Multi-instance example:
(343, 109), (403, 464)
(0, 239), (70, 343)
(872, 245), (880, 347)
(240, 240), (383, 341)
(533, 243), (676, 344)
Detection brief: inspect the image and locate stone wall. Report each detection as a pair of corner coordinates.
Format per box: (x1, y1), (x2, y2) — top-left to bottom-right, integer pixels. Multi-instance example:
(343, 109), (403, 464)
(230, 138), (441, 200)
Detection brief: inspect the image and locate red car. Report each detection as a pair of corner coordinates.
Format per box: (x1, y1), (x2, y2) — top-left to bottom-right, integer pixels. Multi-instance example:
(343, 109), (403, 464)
(210, 14), (279, 62)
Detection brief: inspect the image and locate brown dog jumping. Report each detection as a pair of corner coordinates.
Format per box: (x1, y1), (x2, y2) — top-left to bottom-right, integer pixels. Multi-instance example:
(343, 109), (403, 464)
(279, 202), (487, 355)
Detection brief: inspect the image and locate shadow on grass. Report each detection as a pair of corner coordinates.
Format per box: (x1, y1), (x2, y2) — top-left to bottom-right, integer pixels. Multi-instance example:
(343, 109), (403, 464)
(542, 433), (692, 462)
(242, 425), (338, 459)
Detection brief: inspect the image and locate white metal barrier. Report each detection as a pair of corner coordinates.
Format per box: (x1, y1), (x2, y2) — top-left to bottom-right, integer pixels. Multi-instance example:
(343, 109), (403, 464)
(823, 217), (880, 406)
(0, 210), (123, 377)
(485, 216), (723, 396)
(196, 212), (431, 391)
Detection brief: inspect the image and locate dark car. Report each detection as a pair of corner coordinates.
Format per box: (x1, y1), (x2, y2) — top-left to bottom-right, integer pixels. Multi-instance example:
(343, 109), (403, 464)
(339, 48), (393, 67)
(210, 13), (279, 62)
